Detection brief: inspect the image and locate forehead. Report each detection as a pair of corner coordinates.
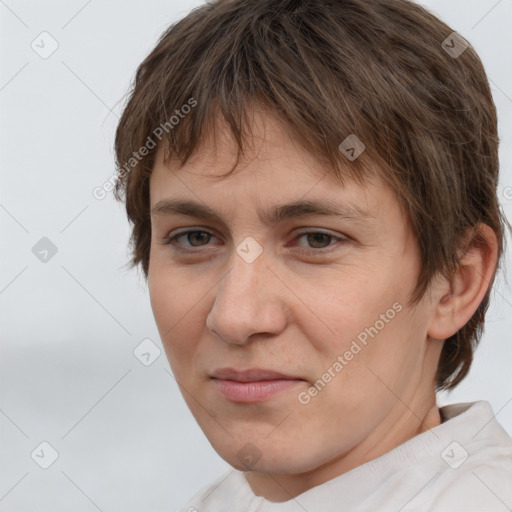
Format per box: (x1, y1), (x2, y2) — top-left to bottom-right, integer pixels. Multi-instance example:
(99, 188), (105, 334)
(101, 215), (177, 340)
(155, 108), (333, 179)
(149, 110), (401, 228)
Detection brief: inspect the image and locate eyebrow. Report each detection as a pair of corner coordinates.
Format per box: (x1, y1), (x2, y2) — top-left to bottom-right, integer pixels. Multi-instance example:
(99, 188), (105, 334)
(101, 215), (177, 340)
(151, 198), (375, 227)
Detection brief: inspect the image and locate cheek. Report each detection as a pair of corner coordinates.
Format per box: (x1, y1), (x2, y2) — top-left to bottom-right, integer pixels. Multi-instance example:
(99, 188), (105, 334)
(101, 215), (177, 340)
(148, 269), (204, 365)
(304, 266), (418, 381)
(149, 252), (201, 327)
(304, 275), (400, 348)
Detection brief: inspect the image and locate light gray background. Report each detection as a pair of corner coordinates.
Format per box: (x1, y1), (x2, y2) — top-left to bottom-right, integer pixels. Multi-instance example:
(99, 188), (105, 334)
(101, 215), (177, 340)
(1, 1), (511, 510)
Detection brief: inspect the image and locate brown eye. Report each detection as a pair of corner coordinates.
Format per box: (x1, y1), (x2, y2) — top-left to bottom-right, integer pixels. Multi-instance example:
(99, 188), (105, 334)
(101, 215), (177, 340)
(185, 231), (211, 247)
(164, 229), (218, 253)
(304, 232), (333, 249)
(292, 230), (346, 254)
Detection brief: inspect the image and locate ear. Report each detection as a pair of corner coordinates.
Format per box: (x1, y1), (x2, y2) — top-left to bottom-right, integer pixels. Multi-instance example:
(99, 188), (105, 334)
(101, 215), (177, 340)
(427, 223), (499, 341)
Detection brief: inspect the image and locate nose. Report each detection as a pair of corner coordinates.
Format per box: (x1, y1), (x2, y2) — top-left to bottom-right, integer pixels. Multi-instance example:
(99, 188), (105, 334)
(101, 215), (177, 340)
(206, 248), (287, 345)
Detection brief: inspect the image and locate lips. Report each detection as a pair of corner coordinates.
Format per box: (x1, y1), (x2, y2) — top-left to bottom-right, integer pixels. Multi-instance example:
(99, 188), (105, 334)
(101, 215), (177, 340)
(210, 367), (303, 382)
(209, 368), (305, 403)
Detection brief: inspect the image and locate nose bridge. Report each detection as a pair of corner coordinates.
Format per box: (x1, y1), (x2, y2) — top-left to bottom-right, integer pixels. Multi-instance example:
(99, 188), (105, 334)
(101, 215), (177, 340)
(206, 243), (284, 344)
(218, 246), (266, 317)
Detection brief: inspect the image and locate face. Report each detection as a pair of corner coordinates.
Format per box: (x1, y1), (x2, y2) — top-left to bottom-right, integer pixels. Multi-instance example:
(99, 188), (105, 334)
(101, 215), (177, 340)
(148, 110), (442, 497)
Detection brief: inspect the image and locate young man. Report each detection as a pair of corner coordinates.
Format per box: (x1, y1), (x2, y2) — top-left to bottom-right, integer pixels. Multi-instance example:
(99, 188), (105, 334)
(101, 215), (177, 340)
(113, 0), (512, 509)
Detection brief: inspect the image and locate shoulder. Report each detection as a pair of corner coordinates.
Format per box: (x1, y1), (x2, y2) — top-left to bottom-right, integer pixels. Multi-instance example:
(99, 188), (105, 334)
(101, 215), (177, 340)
(411, 400), (512, 511)
(422, 460), (512, 511)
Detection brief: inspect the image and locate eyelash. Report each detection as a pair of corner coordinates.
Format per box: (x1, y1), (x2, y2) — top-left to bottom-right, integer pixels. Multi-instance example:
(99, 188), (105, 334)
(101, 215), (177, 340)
(162, 229), (347, 256)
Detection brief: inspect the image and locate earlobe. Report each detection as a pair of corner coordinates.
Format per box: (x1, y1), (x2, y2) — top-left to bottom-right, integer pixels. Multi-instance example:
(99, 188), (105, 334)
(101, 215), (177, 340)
(427, 223), (498, 341)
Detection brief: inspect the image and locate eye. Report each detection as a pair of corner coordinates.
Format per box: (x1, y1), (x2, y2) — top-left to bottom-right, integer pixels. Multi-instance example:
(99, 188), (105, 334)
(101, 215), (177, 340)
(163, 228), (346, 256)
(163, 229), (218, 253)
(290, 230), (347, 255)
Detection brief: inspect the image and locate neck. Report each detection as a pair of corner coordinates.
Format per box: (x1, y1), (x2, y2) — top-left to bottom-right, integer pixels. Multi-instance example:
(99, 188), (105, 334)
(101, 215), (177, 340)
(245, 396), (441, 502)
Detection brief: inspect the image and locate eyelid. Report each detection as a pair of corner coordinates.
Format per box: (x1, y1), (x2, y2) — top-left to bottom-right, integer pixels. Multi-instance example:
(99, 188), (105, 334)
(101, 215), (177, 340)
(165, 227), (217, 238)
(293, 227), (345, 237)
(165, 226), (345, 240)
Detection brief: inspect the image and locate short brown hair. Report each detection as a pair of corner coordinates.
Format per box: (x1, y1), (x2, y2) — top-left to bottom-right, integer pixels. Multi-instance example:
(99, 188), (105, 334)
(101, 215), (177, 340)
(113, 0), (510, 391)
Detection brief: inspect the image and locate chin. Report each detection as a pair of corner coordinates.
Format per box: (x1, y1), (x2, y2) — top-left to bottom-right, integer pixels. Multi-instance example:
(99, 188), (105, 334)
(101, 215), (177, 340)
(207, 431), (324, 476)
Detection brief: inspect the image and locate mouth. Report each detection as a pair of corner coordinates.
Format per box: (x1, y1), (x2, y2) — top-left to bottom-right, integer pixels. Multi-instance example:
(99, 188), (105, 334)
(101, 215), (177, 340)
(209, 367), (306, 403)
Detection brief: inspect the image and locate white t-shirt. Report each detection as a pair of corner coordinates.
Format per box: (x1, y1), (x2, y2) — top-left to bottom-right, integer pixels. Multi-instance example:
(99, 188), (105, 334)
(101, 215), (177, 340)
(179, 401), (512, 511)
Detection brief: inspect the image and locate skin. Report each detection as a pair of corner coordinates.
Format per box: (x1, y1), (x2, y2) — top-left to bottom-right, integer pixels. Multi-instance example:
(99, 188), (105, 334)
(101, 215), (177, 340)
(147, 109), (498, 502)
